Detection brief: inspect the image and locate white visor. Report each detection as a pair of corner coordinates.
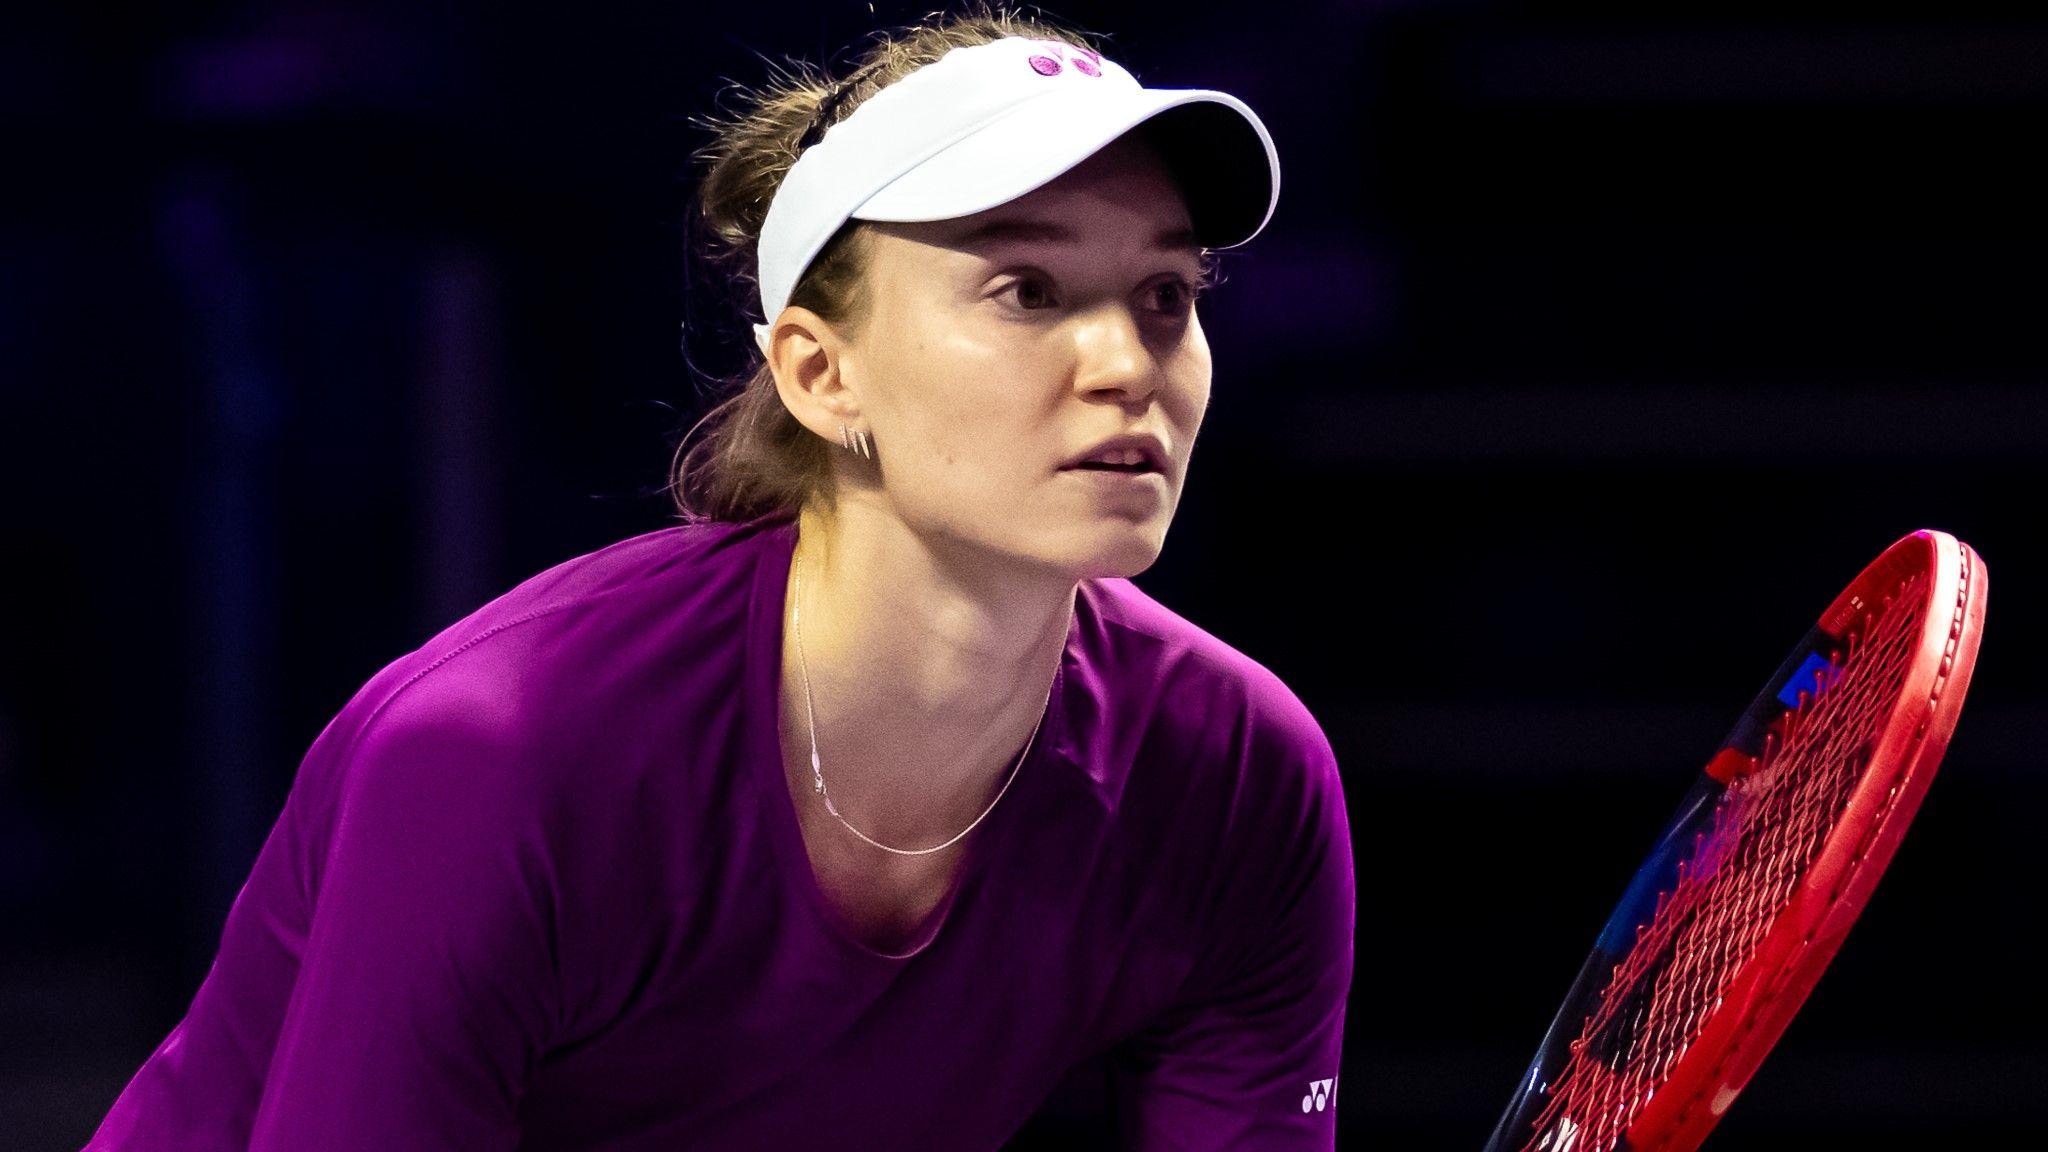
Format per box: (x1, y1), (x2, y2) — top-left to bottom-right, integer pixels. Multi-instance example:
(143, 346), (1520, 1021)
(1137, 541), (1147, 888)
(750, 35), (1281, 358)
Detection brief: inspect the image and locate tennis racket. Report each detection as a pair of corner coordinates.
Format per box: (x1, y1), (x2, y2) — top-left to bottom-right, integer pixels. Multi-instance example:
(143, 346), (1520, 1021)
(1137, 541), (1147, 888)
(1481, 528), (1989, 1152)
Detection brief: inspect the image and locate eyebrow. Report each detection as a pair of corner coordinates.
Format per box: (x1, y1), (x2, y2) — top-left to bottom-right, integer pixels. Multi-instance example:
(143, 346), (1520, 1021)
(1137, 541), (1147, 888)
(949, 216), (1203, 257)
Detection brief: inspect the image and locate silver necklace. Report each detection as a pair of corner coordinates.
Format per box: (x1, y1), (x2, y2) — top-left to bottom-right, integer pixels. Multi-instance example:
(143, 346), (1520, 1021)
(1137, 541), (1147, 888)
(791, 549), (1058, 856)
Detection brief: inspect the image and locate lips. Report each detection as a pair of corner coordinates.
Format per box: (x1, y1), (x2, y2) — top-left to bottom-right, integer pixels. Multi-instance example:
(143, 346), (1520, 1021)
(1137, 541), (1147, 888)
(1060, 433), (1169, 473)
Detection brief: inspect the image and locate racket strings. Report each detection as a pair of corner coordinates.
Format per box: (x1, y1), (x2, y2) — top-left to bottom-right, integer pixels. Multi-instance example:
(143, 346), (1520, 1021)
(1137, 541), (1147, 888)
(1519, 572), (1928, 1152)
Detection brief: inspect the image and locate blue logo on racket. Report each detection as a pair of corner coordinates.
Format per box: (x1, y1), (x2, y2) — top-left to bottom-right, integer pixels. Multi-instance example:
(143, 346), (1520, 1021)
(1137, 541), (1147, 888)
(1775, 651), (1835, 710)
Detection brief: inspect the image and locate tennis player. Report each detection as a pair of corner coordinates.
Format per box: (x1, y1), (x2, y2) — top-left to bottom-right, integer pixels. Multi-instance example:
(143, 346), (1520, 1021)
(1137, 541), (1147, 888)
(87, 8), (1354, 1149)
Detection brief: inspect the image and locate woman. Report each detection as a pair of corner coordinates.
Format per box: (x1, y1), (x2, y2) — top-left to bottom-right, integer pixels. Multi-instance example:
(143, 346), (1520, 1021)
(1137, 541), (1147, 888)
(88, 7), (1354, 1149)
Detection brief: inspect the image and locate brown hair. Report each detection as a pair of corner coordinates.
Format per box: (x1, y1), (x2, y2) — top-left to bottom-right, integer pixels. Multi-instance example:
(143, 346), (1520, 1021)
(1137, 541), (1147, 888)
(669, 3), (1113, 525)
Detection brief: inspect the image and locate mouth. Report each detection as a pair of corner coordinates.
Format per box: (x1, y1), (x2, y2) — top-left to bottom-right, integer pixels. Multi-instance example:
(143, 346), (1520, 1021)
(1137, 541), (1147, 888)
(1060, 434), (1171, 474)
(1061, 460), (1164, 475)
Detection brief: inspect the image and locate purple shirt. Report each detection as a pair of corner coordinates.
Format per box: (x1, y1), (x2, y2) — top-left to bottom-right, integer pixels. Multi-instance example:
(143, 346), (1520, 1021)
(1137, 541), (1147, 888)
(88, 511), (1354, 1150)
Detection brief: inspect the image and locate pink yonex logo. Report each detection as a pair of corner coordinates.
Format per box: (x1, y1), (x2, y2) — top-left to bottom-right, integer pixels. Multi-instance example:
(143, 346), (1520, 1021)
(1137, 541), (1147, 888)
(1024, 40), (1104, 78)
(1301, 1075), (1338, 1113)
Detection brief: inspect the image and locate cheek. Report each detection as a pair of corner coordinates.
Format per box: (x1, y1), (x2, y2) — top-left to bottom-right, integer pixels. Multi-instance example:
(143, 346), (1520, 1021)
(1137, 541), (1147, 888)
(914, 359), (1042, 468)
(1170, 361), (1212, 426)
(888, 385), (994, 478)
(936, 400), (1011, 470)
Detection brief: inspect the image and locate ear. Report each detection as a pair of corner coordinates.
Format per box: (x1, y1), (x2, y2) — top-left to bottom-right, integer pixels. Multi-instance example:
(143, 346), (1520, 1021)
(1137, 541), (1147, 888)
(764, 305), (861, 440)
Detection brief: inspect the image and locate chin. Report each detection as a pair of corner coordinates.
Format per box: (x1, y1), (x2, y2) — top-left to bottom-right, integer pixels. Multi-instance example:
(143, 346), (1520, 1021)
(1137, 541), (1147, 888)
(1071, 521), (1169, 581)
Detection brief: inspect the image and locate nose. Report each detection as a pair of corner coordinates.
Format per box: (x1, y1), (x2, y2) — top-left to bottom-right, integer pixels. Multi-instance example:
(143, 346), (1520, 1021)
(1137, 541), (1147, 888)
(1069, 304), (1162, 403)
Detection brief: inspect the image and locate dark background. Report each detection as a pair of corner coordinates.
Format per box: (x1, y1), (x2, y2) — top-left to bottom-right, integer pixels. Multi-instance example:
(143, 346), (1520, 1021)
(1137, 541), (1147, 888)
(4, 2), (2042, 1148)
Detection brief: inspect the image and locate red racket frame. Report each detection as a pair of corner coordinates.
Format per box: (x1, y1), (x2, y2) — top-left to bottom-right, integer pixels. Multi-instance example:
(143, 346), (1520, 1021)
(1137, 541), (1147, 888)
(1484, 528), (1988, 1152)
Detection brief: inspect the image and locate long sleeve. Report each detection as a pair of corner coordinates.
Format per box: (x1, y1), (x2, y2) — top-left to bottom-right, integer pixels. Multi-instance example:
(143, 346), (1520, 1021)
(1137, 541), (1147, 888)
(84, 748), (323, 1150)
(245, 698), (564, 1149)
(1107, 703), (1356, 1150)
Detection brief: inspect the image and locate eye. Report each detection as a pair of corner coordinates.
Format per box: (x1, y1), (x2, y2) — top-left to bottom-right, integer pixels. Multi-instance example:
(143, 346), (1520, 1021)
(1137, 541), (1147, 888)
(1150, 277), (1205, 316)
(990, 268), (1210, 318)
(996, 273), (1059, 312)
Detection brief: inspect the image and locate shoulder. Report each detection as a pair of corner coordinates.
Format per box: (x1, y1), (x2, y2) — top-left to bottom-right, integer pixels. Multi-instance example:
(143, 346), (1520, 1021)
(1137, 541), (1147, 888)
(297, 516), (781, 819)
(1078, 578), (1353, 1005)
(1080, 576), (1339, 786)
(415, 515), (769, 661)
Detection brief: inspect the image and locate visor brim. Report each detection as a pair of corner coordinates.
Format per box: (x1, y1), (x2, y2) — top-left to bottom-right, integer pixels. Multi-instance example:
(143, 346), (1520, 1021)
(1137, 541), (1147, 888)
(849, 86), (1279, 250)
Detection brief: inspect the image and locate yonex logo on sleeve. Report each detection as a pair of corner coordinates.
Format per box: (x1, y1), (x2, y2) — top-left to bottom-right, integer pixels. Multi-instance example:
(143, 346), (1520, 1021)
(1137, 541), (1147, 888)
(1300, 1075), (1338, 1112)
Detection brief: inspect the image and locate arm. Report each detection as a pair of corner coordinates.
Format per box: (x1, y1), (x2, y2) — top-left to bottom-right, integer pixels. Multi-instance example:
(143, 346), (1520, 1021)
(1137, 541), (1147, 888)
(1108, 713), (1356, 1150)
(246, 699), (562, 1150)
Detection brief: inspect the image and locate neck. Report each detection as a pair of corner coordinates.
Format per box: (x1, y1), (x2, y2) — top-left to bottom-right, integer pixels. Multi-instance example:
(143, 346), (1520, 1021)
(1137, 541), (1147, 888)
(782, 498), (1074, 844)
